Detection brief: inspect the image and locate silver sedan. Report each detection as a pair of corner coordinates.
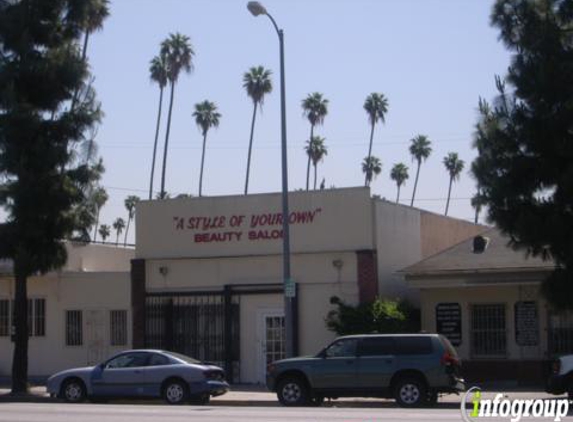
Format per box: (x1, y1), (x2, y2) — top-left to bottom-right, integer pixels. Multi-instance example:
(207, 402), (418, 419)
(46, 349), (229, 405)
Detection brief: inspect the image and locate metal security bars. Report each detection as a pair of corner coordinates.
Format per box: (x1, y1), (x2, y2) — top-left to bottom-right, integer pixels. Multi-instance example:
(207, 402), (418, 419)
(145, 292), (240, 381)
(8, 298), (45, 337)
(110, 310), (127, 346)
(471, 304), (507, 357)
(548, 310), (573, 355)
(0, 299), (8, 336)
(66, 310), (83, 346)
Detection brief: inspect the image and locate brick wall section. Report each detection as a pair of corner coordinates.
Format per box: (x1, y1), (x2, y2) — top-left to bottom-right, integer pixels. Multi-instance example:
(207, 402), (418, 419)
(356, 250), (378, 303)
(131, 259), (146, 349)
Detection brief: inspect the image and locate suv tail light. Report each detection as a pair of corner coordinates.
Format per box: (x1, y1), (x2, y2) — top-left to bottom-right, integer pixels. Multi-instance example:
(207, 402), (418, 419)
(552, 359), (561, 375)
(440, 351), (459, 366)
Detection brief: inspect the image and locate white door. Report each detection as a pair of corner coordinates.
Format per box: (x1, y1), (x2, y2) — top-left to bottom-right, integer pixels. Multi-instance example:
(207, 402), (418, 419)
(86, 309), (107, 365)
(257, 309), (285, 384)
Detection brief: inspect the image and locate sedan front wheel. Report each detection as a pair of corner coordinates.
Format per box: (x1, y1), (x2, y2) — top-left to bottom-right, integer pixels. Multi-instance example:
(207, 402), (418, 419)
(61, 378), (86, 403)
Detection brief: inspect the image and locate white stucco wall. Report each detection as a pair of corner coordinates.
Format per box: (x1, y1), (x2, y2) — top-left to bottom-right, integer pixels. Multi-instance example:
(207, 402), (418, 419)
(0, 271), (132, 377)
(419, 284), (547, 361)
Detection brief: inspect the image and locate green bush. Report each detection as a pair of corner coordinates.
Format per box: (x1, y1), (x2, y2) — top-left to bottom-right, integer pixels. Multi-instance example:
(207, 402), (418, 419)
(325, 296), (420, 336)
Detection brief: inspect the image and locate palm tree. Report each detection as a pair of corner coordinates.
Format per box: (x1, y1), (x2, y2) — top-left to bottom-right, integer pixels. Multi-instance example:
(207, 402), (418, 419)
(471, 186), (486, 224)
(243, 66), (273, 194)
(363, 93), (389, 186)
(302, 93), (328, 190)
(443, 152), (465, 216)
(148, 54), (168, 200)
(193, 100), (221, 196)
(112, 218), (125, 245)
(362, 156), (382, 187)
(409, 135), (432, 207)
(91, 186), (108, 241)
(80, 0), (110, 62)
(304, 136), (328, 190)
(390, 163), (409, 204)
(98, 224), (110, 243)
(159, 33), (194, 199)
(123, 195), (140, 245)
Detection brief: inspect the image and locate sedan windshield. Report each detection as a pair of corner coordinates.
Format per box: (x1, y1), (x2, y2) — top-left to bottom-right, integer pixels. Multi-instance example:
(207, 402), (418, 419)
(164, 351), (200, 364)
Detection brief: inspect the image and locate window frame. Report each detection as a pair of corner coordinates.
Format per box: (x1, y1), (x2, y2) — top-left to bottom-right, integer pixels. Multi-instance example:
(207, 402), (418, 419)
(65, 309), (83, 347)
(470, 303), (507, 359)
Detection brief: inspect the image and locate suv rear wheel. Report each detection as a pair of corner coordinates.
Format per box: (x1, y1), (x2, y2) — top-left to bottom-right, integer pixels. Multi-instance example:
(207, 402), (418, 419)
(277, 376), (310, 406)
(394, 377), (427, 408)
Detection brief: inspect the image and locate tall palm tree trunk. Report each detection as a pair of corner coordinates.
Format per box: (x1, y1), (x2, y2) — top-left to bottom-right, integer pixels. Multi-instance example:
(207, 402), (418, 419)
(93, 208), (101, 241)
(149, 87), (164, 200)
(306, 126), (314, 191)
(81, 31), (90, 62)
(244, 102), (258, 195)
(313, 162), (318, 190)
(160, 81), (176, 198)
(445, 177), (453, 216)
(199, 131), (208, 197)
(396, 185), (401, 203)
(365, 122), (375, 186)
(410, 161), (422, 207)
(124, 218), (131, 246)
(11, 269), (28, 393)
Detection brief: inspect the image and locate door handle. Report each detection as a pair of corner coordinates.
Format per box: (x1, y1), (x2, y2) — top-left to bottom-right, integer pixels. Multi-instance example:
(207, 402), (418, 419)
(385, 359), (393, 364)
(345, 359), (354, 365)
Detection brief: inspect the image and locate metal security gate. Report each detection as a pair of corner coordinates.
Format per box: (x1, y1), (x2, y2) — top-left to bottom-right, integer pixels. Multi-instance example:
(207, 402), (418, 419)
(548, 310), (573, 355)
(145, 290), (240, 382)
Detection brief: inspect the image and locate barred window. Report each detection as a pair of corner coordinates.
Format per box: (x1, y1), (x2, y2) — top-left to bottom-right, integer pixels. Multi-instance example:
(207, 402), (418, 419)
(471, 304), (506, 357)
(66, 310), (83, 346)
(110, 310), (127, 346)
(548, 310), (573, 355)
(0, 300), (9, 337)
(10, 298), (45, 337)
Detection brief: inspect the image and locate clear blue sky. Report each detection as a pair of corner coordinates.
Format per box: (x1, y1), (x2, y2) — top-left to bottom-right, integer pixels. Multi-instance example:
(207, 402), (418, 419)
(74, 0), (510, 242)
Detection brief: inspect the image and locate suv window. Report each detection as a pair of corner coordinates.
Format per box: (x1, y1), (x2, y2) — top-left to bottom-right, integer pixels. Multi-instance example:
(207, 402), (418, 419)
(358, 337), (395, 356)
(395, 336), (433, 355)
(325, 338), (357, 358)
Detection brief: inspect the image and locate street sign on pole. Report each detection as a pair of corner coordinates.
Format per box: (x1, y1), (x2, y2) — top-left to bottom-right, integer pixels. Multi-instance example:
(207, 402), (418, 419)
(285, 278), (295, 298)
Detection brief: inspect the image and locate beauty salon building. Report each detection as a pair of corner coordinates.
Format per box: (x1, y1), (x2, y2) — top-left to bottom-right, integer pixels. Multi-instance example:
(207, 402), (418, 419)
(131, 187), (484, 384)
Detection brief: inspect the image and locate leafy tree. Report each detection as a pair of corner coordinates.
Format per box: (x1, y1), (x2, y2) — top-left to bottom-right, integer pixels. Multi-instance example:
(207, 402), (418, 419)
(362, 156), (382, 187)
(408, 135), (432, 206)
(0, 0), (105, 392)
(304, 136), (328, 190)
(193, 100), (221, 197)
(302, 92), (328, 190)
(98, 224), (110, 242)
(390, 163), (409, 204)
(243, 66), (273, 195)
(326, 296), (420, 336)
(148, 54), (168, 200)
(113, 218), (126, 245)
(80, 0), (110, 62)
(92, 186), (109, 241)
(443, 152), (464, 216)
(363, 93), (388, 186)
(159, 33), (194, 199)
(123, 195), (140, 245)
(472, 0), (573, 309)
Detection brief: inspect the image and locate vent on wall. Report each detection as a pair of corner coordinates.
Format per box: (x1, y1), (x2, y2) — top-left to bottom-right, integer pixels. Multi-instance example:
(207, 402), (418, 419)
(473, 236), (490, 254)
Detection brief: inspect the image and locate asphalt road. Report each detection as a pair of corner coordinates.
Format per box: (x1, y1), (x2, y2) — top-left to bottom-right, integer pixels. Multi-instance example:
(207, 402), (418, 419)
(0, 402), (475, 422)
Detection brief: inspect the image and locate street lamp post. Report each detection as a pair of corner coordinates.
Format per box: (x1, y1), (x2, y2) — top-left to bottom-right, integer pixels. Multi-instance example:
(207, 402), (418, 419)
(247, 1), (295, 358)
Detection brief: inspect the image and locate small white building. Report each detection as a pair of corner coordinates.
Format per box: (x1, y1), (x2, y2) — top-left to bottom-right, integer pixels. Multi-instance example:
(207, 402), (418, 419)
(0, 243), (134, 378)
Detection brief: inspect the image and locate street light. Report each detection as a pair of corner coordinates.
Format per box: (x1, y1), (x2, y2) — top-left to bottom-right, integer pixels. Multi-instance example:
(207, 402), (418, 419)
(247, 1), (295, 358)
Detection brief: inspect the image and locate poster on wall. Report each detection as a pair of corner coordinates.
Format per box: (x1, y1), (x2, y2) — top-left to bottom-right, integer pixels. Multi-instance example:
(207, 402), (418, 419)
(435, 303), (462, 346)
(515, 301), (539, 346)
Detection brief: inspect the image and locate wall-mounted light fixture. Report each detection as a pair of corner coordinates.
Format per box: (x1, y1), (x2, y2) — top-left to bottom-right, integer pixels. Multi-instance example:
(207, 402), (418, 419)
(159, 266), (168, 276)
(332, 259), (344, 270)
